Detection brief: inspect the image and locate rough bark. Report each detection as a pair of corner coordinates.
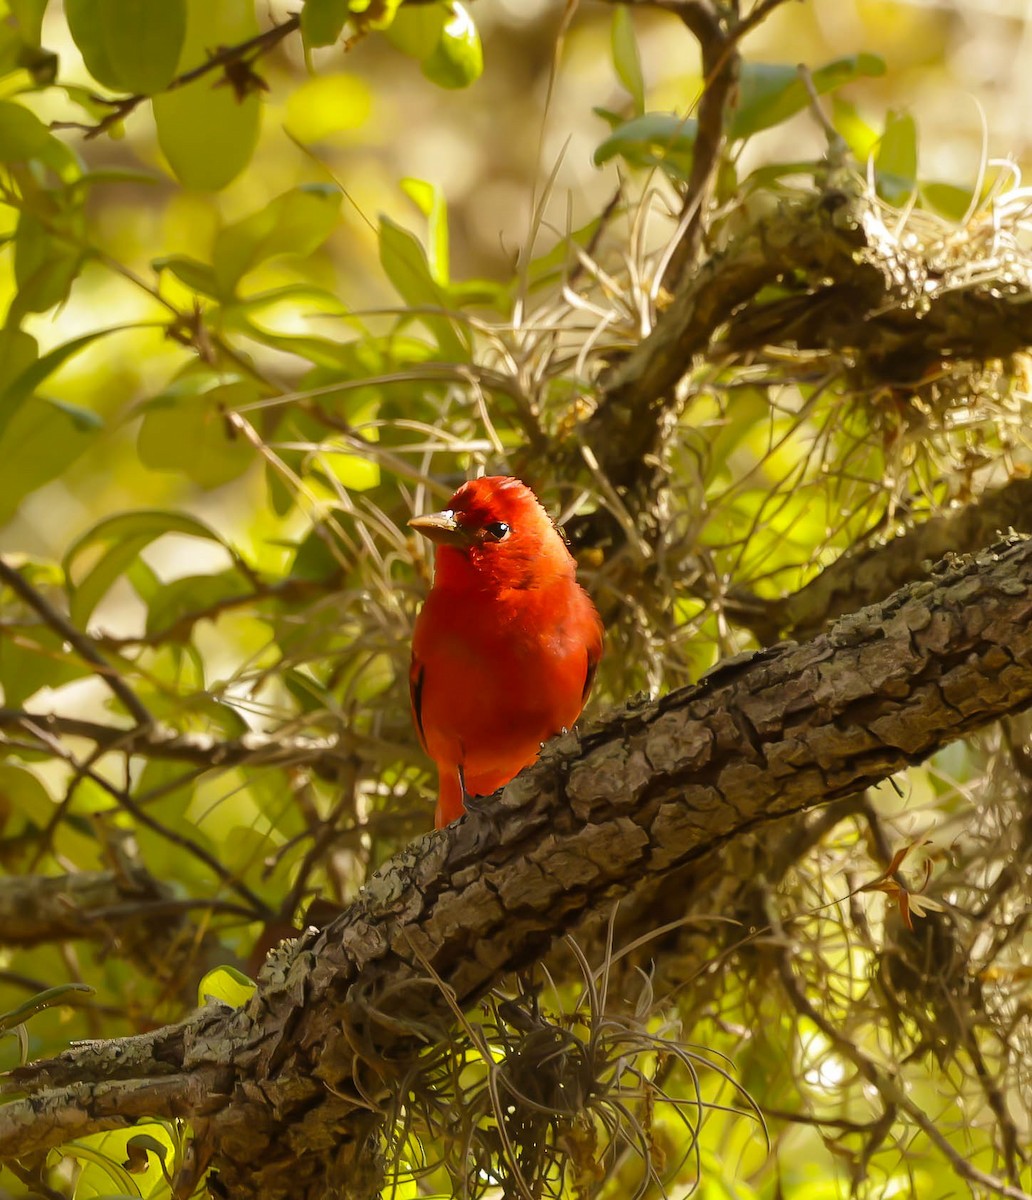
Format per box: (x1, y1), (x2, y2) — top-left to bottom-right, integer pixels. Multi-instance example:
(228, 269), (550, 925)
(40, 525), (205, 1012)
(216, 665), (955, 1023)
(727, 476), (1032, 643)
(2, 535), (1032, 1199)
(0, 870), (170, 947)
(571, 168), (1032, 557)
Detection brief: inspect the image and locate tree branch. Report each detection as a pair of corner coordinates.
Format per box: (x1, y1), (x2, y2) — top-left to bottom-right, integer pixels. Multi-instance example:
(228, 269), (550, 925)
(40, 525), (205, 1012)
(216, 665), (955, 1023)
(726, 476), (1032, 642)
(49, 17), (300, 139)
(577, 169), (1032, 549)
(2, 536), (1031, 1198)
(0, 558), (152, 727)
(0, 708), (351, 772)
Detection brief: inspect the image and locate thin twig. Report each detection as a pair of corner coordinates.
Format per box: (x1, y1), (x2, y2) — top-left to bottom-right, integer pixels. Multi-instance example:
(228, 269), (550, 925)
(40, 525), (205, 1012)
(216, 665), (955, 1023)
(0, 557), (153, 727)
(51, 16), (301, 140)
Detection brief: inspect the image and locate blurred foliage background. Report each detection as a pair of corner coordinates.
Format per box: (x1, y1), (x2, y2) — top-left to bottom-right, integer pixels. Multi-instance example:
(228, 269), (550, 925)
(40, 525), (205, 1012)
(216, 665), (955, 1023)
(1, 0), (1031, 1197)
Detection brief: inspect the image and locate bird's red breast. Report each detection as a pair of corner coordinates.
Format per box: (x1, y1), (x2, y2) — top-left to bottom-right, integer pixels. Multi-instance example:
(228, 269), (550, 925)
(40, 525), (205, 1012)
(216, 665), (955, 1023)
(409, 476), (603, 828)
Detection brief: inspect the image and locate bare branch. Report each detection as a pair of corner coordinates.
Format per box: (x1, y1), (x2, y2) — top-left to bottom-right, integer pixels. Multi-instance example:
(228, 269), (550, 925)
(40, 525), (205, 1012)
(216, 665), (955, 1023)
(727, 476), (1032, 642)
(0, 558), (152, 727)
(1, 536), (1030, 1198)
(49, 17), (301, 139)
(0, 708), (351, 771)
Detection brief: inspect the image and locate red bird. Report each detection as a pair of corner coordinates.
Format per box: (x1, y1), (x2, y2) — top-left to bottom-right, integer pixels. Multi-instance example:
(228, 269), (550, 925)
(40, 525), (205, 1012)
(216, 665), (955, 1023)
(409, 476), (603, 829)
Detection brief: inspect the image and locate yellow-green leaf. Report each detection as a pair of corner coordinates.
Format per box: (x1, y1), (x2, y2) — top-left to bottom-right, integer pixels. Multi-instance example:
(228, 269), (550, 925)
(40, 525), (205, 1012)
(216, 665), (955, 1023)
(197, 965), (256, 1008)
(104, 0), (186, 94)
(301, 0), (349, 48)
(153, 0), (261, 190)
(421, 2), (482, 90)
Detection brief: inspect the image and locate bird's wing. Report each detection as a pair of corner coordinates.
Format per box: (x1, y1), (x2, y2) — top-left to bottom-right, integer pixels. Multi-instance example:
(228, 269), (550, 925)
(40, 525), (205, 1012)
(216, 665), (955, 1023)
(582, 642), (600, 705)
(409, 653), (428, 753)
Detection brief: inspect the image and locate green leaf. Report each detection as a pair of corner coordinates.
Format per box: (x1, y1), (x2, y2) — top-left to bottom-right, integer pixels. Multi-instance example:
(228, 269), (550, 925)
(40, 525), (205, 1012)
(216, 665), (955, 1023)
(0, 98), (53, 159)
(318, 449), (380, 492)
(349, 0), (401, 31)
(0, 622), (92, 707)
(291, 522), (347, 583)
(61, 1140), (141, 1198)
(143, 570), (251, 639)
(212, 184), (342, 296)
(831, 97), (880, 160)
(152, 254), (222, 298)
(8, 0), (49, 46)
(729, 54), (885, 141)
(65, 0), (123, 90)
(0, 327), (37, 439)
(0, 984), (93, 1036)
(46, 397), (105, 431)
(104, 0), (186, 93)
(875, 109), (917, 204)
(153, 0), (261, 190)
(421, 2), (482, 89)
(594, 111), (696, 181)
(0, 763), (54, 827)
(378, 216), (469, 359)
(137, 379), (257, 488)
(384, 2), (446, 58)
(919, 180), (974, 222)
(0, 398), (100, 524)
(611, 7), (644, 115)
(197, 965), (256, 1008)
(401, 177), (448, 284)
(0, 326), (142, 432)
(63, 509), (230, 627)
(12, 212), (84, 317)
(301, 0), (349, 48)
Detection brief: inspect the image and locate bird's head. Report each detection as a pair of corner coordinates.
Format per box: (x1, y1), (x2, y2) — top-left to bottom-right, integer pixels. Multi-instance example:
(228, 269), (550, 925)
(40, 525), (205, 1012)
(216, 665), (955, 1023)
(409, 476), (574, 592)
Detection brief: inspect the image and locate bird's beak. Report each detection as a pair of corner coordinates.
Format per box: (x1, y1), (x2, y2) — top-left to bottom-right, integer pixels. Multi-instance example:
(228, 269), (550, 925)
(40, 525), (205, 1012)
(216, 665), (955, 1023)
(408, 509), (469, 547)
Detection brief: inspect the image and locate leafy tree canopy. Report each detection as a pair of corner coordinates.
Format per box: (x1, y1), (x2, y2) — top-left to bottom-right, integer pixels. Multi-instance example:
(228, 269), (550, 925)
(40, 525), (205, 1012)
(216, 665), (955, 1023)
(0, 1), (1031, 1198)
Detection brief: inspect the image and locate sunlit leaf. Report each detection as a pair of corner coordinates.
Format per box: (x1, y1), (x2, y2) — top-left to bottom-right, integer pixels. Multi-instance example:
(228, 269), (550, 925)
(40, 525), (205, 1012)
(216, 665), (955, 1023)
(0, 325), (145, 425)
(104, 0), (186, 94)
(0, 398), (101, 524)
(611, 6), (644, 115)
(12, 214), (84, 317)
(0, 983), (93, 1035)
(384, 2), (446, 58)
(421, 2), (482, 89)
(730, 54), (886, 141)
(594, 111), (697, 181)
(0, 763), (54, 825)
(63, 509), (230, 626)
(153, 0), (261, 190)
(59, 1139), (141, 1198)
(152, 253), (222, 298)
(8, 0), (48, 46)
(401, 177), (449, 283)
(919, 179), (974, 221)
(0, 98), (61, 162)
(0, 327), (37, 439)
(144, 570), (253, 639)
(378, 215), (469, 359)
(349, 0), (402, 31)
(65, 0), (123, 90)
(301, 0), (349, 49)
(197, 965), (257, 1008)
(875, 109), (918, 203)
(137, 378), (258, 489)
(212, 184), (342, 296)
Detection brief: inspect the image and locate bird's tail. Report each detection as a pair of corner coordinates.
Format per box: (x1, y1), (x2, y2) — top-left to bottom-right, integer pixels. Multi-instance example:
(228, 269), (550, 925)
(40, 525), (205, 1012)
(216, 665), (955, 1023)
(434, 767), (466, 829)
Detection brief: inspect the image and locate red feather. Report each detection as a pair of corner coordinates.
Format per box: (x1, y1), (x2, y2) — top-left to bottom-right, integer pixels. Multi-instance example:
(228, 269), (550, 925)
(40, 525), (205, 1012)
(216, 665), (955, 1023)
(410, 477), (603, 828)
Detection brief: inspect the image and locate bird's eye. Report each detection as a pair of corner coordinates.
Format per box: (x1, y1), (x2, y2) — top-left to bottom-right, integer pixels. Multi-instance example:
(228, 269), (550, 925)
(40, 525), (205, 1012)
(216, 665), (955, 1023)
(483, 521), (510, 542)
